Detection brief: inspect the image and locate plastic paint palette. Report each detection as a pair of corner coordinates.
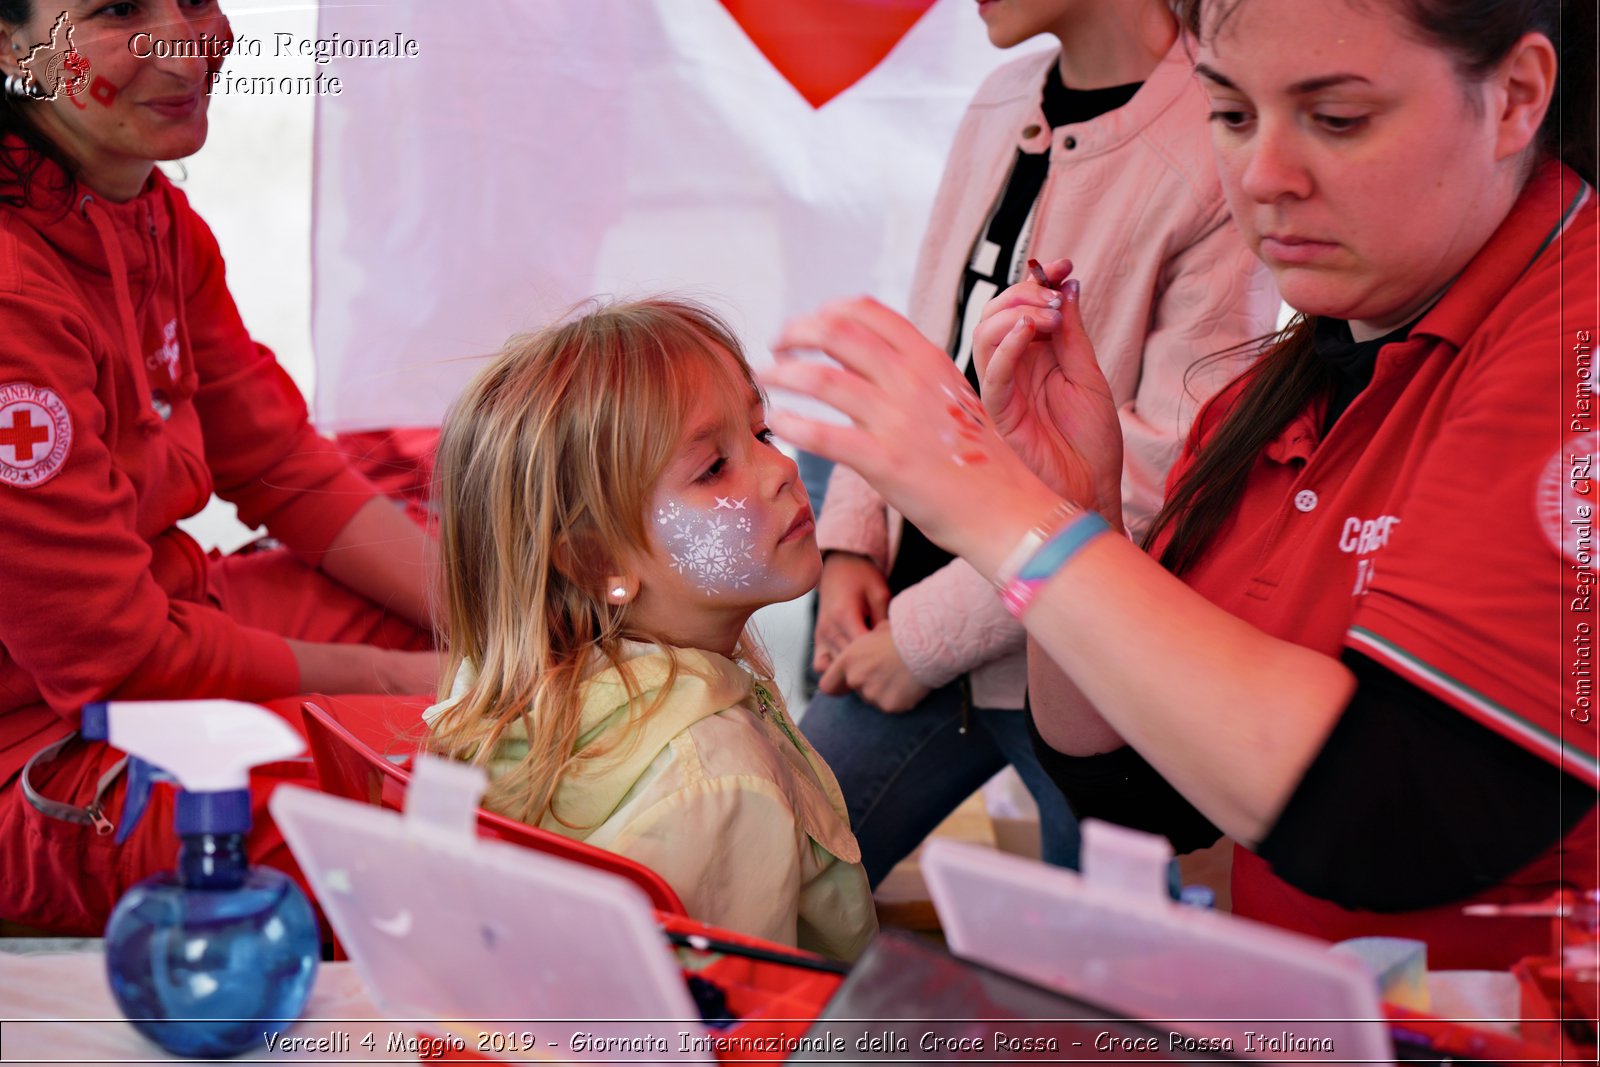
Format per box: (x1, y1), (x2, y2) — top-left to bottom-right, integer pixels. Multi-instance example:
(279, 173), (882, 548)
(270, 758), (713, 1063)
(921, 822), (1395, 1062)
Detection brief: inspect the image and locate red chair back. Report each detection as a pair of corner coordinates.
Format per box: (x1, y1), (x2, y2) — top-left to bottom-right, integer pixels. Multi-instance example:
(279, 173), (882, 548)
(299, 697), (685, 914)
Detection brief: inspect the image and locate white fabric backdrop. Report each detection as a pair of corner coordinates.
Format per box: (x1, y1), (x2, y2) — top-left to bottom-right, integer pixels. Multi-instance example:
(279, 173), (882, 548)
(310, 0), (1029, 431)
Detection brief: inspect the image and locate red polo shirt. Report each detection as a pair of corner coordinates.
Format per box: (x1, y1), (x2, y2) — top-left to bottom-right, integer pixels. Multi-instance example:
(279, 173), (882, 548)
(1171, 162), (1598, 968)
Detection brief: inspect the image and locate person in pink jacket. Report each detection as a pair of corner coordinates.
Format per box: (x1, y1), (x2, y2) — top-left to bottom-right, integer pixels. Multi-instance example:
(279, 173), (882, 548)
(801, 0), (1278, 883)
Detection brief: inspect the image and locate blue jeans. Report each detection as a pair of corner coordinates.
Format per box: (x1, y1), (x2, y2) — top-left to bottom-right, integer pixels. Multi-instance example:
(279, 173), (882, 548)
(796, 451), (835, 513)
(801, 681), (1081, 887)
(796, 449), (835, 700)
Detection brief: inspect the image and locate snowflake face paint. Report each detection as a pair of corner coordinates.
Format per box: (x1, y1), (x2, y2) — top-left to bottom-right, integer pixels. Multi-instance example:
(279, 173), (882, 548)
(628, 347), (821, 647)
(653, 496), (767, 597)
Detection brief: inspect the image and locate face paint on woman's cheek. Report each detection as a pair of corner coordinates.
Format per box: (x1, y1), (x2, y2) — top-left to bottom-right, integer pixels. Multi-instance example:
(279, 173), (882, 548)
(65, 75), (118, 109)
(653, 496), (774, 596)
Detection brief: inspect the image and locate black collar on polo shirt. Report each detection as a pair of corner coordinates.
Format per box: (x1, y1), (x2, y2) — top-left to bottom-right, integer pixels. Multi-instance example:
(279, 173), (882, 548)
(1312, 315), (1418, 434)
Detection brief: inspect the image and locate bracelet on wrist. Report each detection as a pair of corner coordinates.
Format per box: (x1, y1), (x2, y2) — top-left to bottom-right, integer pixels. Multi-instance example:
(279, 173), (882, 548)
(1000, 510), (1112, 619)
(993, 500), (1078, 590)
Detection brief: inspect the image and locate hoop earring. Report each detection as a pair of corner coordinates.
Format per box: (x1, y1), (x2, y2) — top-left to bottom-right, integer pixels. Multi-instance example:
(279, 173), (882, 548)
(3, 72), (43, 100)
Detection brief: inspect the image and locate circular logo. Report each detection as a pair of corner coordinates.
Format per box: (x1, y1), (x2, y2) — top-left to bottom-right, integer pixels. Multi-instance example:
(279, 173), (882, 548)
(0, 382), (73, 489)
(1537, 432), (1598, 569)
(45, 48), (90, 98)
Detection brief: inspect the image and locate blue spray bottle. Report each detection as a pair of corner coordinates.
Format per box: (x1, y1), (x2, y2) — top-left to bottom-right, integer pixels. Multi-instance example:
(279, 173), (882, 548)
(82, 699), (320, 1059)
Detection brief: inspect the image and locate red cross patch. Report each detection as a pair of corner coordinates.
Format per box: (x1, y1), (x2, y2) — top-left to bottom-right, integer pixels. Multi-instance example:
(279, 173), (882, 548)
(0, 382), (72, 488)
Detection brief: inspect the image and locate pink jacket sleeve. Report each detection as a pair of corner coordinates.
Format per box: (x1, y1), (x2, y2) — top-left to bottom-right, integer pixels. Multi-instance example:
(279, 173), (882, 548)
(1117, 210), (1278, 539)
(887, 558), (1023, 690)
(813, 462), (892, 572)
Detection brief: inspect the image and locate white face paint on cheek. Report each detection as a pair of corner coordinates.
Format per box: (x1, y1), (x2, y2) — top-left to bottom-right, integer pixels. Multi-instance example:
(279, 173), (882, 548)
(653, 495), (773, 596)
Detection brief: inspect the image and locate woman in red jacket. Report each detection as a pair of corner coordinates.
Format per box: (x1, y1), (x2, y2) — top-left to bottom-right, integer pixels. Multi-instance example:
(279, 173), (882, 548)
(765, 0), (1597, 969)
(0, 0), (436, 933)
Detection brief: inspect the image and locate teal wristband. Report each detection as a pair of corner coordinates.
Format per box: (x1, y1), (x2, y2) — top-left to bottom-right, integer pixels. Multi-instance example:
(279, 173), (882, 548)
(1000, 510), (1111, 618)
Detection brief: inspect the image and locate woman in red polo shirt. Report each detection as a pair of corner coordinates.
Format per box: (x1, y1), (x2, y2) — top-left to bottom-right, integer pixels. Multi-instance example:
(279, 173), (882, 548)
(763, 0), (1597, 969)
(0, 0), (436, 934)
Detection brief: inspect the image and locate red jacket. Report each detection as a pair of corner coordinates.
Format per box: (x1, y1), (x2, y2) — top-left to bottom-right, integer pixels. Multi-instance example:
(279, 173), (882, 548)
(1166, 162), (1597, 968)
(0, 159), (378, 783)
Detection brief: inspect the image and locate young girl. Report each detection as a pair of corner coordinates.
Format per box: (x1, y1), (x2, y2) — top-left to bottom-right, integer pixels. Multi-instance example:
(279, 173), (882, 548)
(425, 299), (876, 961)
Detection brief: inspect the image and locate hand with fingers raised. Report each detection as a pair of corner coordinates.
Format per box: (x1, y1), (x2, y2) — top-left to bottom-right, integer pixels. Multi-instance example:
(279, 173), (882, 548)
(763, 296), (1059, 570)
(818, 619), (930, 714)
(974, 257), (1125, 529)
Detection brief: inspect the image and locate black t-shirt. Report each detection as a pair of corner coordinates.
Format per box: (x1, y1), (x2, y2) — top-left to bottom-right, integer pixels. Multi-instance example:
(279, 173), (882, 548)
(889, 66), (1142, 597)
(1312, 314), (1412, 432)
(1028, 650), (1596, 912)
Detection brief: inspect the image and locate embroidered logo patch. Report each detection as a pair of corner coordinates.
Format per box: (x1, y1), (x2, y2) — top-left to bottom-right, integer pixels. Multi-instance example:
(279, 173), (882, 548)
(1538, 432), (1598, 569)
(0, 382), (72, 488)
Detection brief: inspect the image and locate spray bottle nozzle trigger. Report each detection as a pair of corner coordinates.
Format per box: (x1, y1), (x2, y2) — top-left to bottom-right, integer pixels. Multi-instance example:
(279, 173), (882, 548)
(80, 702), (109, 742)
(82, 699), (303, 844)
(116, 757), (173, 846)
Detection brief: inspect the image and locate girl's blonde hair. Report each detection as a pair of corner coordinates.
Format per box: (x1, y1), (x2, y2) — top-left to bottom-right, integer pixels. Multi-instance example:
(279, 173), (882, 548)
(430, 297), (769, 826)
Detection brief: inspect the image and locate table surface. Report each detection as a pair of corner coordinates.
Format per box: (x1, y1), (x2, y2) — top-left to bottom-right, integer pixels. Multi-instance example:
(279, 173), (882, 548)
(0, 944), (1527, 1065)
(0, 950), (422, 1064)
